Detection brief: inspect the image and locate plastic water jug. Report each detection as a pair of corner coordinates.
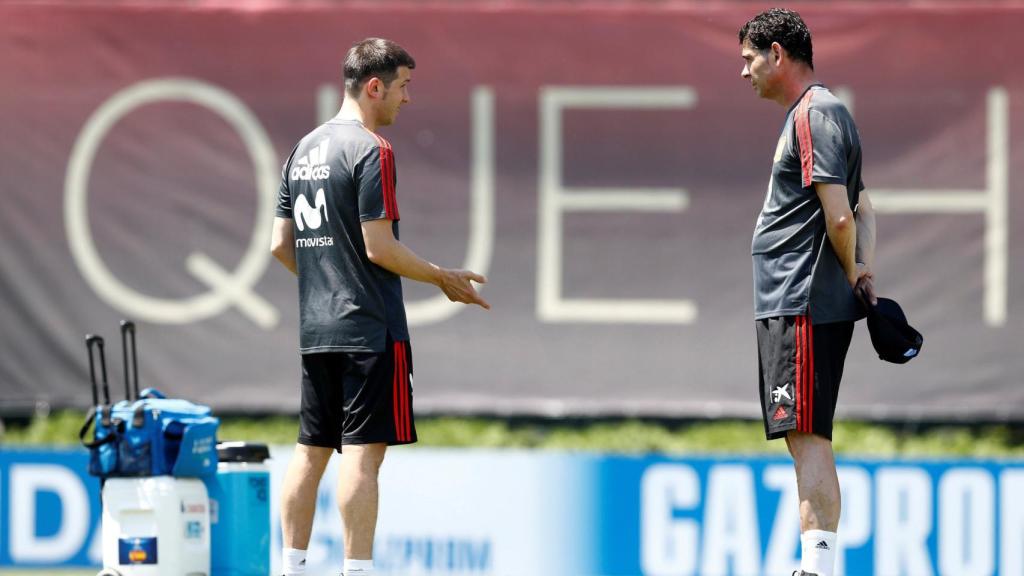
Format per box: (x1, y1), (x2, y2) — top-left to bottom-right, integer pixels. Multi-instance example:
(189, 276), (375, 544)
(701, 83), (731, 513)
(101, 476), (211, 575)
(208, 442), (271, 576)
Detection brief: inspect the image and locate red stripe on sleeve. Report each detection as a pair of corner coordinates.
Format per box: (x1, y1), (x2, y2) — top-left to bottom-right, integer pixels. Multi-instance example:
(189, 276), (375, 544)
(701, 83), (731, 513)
(382, 145), (398, 220)
(795, 91), (815, 188)
(367, 131), (399, 220)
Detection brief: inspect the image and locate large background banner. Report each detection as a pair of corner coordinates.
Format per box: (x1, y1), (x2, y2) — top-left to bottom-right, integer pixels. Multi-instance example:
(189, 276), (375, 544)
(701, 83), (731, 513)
(1, 2), (1022, 419)
(3, 447), (1024, 575)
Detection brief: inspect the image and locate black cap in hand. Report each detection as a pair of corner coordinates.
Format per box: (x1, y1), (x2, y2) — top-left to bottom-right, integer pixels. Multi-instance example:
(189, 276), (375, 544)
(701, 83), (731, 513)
(867, 297), (923, 364)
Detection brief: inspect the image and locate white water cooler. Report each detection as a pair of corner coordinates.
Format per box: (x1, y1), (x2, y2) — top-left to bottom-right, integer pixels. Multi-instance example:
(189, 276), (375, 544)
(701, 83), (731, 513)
(100, 477), (211, 576)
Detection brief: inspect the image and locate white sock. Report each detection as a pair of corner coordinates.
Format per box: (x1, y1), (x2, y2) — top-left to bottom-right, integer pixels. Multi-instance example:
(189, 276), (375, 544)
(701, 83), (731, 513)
(343, 558), (375, 574)
(800, 530), (837, 576)
(283, 547), (307, 575)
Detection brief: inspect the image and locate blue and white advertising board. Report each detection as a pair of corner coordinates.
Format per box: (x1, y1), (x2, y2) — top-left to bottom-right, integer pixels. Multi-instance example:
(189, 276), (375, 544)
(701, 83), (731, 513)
(1, 446), (1023, 575)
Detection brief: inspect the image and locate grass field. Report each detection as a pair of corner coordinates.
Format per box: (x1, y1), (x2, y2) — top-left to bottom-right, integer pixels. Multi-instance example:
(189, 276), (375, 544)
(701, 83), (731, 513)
(3, 410), (1024, 457)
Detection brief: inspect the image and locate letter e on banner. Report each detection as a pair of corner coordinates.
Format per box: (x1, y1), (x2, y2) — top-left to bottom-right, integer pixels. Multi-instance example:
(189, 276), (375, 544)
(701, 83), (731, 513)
(537, 86), (698, 324)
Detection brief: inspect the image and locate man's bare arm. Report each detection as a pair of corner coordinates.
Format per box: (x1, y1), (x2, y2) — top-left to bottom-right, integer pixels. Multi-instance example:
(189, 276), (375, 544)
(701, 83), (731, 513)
(814, 182), (858, 287)
(270, 216), (297, 276)
(854, 190), (877, 305)
(361, 219), (490, 309)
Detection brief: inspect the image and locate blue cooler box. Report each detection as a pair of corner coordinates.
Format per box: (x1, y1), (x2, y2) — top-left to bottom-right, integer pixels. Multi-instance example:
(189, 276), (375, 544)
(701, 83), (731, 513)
(208, 442), (270, 576)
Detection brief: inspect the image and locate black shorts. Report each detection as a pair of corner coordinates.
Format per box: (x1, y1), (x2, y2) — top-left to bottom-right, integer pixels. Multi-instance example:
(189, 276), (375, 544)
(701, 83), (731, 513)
(756, 315), (854, 441)
(298, 337), (416, 451)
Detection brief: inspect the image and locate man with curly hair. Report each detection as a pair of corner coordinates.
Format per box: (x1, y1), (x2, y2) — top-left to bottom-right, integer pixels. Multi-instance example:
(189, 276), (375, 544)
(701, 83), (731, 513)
(739, 9), (877, 576)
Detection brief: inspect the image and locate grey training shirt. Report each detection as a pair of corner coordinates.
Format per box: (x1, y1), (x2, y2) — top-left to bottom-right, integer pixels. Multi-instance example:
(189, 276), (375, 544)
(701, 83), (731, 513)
(276, 119), (409, 353)
(751, 85), (865, 324)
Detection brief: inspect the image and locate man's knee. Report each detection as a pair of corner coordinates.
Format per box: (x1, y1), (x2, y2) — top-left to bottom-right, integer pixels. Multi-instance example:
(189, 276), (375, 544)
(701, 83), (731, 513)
(786, 430), (832, 460)
(345, 443), (388, 474)
(292, 443), (335, 470)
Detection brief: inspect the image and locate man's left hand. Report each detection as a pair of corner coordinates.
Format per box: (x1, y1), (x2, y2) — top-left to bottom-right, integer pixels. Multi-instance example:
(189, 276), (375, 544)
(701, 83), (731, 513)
(853, 263), (877, 307)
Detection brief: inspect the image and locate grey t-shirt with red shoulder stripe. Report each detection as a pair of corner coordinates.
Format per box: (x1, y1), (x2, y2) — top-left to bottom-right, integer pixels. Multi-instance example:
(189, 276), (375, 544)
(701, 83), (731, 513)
(276, 118), (409, 353)
(751, 85), (865, 324)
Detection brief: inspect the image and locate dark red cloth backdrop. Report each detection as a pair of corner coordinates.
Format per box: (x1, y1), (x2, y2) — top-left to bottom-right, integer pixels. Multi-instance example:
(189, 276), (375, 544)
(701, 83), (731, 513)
(1, 3), (1021, 419)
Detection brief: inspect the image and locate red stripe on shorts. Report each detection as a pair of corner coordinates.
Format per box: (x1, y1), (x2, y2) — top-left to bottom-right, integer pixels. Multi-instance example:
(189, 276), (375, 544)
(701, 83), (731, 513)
(805, 318), (815, 432)
(392, 341), (404, 442)
(799, 315), (814, 433)
(794, 317), (803, 432)
(400, 342), (411, 441)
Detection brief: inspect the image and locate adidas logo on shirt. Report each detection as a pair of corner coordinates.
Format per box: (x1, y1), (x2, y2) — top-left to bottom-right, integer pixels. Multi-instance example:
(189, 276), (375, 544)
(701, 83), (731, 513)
(290, 138), (331, 181)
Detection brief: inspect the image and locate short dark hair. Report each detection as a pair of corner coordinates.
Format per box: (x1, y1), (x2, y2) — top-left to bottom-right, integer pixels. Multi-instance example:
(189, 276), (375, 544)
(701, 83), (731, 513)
(343, 38), (416, 96)
(738, 8), (813, 70)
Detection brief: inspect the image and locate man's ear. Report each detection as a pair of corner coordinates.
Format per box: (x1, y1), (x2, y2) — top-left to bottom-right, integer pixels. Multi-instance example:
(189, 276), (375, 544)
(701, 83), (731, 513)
(770, 42), (784, 66)
(365, 77), (383, 99)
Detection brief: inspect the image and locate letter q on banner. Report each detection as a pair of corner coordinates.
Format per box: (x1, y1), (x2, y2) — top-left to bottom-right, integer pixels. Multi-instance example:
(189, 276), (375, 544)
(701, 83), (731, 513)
(64, 78), (280, 328)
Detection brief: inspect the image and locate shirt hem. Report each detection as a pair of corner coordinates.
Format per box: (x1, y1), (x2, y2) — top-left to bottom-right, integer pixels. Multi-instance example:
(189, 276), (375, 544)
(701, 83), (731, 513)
(300, 344), (379, 354)
(360, 212), (398, 223)
(754, 307), (807, 320)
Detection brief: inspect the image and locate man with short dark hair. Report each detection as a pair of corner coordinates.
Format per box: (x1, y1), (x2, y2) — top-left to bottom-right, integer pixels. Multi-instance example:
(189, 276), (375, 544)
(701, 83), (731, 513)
(739, 9), (877, 576)
(270, 37), (490, 576)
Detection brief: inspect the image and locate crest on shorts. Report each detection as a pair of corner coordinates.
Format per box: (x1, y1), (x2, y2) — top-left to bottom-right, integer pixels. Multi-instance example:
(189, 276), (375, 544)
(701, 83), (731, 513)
(771, 384), (792, 403)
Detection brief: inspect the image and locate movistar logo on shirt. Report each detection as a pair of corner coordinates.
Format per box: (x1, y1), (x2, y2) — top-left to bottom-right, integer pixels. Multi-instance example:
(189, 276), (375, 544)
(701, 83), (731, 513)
(290, 138), (331, 181)
(294, 187), (334, 248)
(295, 236), (333, 248)
(296, 188), (327, 231)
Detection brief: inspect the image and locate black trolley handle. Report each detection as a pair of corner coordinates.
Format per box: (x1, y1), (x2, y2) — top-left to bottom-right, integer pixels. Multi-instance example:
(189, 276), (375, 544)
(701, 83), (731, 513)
(120, 320), (139, 401)
(85, 335), (110, 406)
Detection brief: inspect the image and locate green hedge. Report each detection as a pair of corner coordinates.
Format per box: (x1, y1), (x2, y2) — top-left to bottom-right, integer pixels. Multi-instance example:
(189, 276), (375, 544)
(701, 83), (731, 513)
(3, 411), (1023, 457)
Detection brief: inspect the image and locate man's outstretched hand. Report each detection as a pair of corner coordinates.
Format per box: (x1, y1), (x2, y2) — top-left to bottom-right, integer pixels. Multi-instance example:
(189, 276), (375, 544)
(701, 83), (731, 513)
(438, 269), (490, 309)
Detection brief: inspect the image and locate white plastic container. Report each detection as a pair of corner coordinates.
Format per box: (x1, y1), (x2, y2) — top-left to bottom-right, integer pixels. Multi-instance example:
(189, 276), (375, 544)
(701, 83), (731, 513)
(101, 476), (211, 576)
